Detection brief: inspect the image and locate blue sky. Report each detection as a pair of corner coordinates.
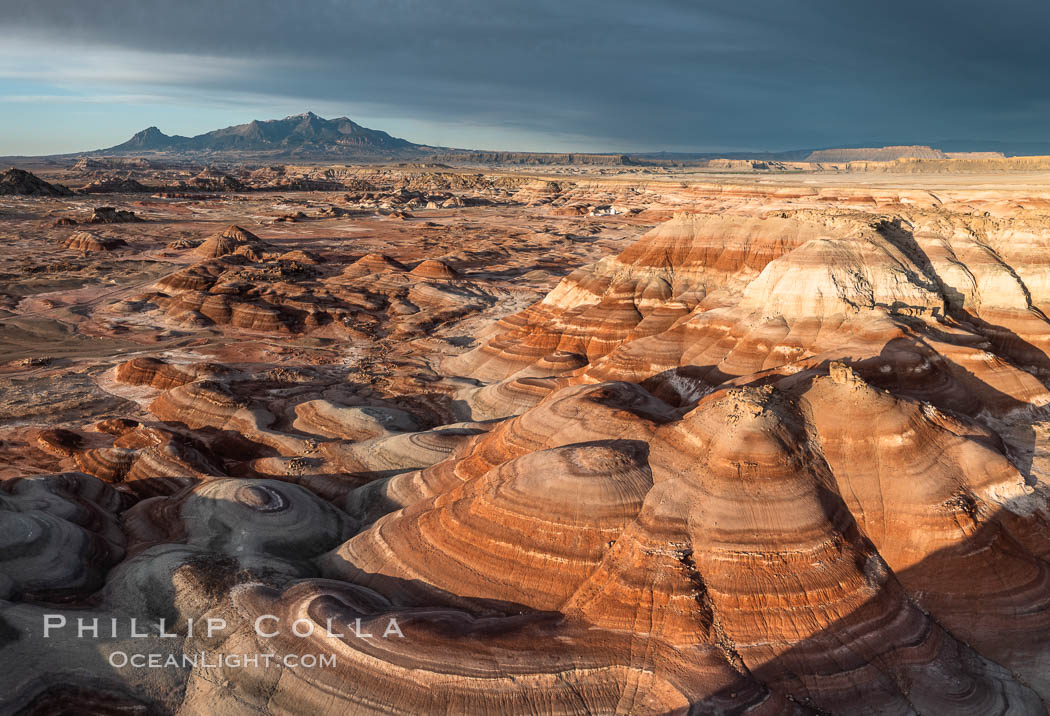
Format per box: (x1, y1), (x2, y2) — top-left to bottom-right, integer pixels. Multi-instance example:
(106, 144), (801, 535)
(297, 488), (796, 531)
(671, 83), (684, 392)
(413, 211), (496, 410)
(2, 0), (1049, 156)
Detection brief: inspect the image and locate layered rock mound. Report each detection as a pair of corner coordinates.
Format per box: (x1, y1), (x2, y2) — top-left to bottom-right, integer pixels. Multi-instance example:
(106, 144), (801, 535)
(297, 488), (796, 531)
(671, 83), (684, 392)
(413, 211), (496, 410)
(87, 207), (144, 224)
(409, 258), (459, 279)
(128, 231), (496, 338)
(8, 207), (1050, 714)
(192, 224), (265, 258)
(77, 177), (151, 193)
(186, 166), (245, 192)
(62, 231), (128, 252)
(0, 167), (73, 196)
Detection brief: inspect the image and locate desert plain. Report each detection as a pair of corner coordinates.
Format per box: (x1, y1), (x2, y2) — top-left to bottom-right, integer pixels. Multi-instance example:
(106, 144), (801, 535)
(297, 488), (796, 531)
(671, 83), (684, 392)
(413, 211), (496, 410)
(4, 157), (1050, 714)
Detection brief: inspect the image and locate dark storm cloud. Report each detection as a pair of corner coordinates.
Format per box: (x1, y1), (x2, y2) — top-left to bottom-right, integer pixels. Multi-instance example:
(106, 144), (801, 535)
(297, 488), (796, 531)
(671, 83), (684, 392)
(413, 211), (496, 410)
(4, 0), (1050, 150)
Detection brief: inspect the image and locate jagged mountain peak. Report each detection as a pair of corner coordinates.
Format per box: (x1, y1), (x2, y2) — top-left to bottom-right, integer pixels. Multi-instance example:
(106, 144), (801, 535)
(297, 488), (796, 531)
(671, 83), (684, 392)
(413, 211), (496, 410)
(102, 113), (422, 159)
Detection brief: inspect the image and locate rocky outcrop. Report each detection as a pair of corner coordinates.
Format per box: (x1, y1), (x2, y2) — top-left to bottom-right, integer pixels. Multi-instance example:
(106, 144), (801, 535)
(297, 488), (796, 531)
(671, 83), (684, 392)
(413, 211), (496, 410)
(186, 166), (245, 192)
(77, 177), (151, 193)
(0, 167), (73, 196)
(87, 207), (144, 223)
(0, 473), (126, 599)
(444, 212), (822, 382)
(11, 192), (1050, 714)
(72, 156), (161, 171)
(408, 258), (459, 279)
(62, 231), (128, 252)
(292, 401), (420, 440)
(192, 224), (264, 258)
(342, 253), (407, 278)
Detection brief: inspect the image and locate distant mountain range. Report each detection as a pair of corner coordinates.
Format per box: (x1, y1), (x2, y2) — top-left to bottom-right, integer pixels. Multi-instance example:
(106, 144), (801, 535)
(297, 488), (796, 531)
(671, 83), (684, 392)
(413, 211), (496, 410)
(100, 112), (433, 160)
(48, 112), (1050, 164)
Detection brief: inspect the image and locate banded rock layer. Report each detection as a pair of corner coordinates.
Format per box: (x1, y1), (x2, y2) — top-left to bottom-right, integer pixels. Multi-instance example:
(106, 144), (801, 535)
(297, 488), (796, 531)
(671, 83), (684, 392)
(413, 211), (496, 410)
(7, 208), (1050, 714)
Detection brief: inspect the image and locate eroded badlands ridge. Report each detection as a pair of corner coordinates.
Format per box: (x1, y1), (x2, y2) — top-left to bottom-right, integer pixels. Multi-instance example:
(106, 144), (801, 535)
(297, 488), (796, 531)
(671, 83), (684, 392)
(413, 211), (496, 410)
(4, 175), (1050, 714)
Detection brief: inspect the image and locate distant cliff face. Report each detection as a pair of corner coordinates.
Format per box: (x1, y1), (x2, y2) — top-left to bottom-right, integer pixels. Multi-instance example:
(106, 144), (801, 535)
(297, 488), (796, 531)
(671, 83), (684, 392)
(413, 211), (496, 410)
(804, 145), (948, 162)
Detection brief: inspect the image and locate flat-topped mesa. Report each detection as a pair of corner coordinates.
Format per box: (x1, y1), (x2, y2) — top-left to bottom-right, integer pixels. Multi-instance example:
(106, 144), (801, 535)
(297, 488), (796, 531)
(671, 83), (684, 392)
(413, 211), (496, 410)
(805, 145), (949, 162)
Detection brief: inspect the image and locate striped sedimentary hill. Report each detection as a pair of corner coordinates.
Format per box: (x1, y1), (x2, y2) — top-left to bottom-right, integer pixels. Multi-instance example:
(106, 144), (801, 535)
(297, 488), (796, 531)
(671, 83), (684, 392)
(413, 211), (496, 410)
(7, 205), (1050, 714)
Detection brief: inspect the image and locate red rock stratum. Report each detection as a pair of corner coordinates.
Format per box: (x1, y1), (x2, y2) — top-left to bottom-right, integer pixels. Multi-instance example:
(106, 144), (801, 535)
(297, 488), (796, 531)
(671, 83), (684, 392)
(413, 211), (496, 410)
(4, 172), (1050, 714)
